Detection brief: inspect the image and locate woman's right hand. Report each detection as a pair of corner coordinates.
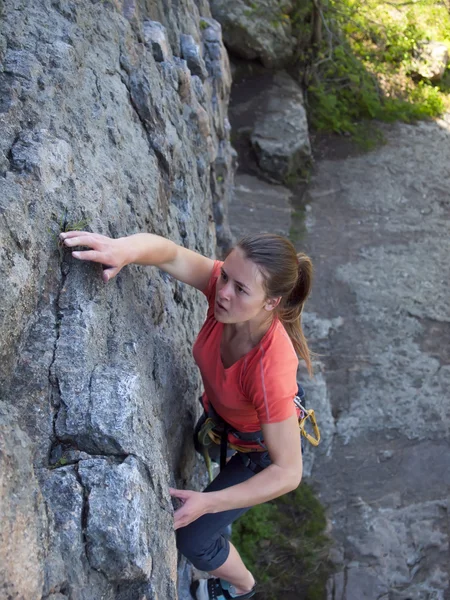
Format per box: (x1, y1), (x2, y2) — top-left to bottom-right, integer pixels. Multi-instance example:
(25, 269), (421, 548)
(59, 231), (129, 282)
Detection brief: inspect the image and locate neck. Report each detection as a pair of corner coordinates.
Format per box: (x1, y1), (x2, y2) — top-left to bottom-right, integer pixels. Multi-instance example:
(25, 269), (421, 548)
(226, 312), (275, 346)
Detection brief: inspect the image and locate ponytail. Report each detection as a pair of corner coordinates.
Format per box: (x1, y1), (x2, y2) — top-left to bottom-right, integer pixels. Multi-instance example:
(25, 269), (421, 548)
(278, 253), (314, 375)
(236, 235), (314, 376)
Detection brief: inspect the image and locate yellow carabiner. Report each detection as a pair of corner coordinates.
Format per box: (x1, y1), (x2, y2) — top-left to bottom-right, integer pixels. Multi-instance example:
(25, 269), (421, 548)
(299, 409), (321, 447)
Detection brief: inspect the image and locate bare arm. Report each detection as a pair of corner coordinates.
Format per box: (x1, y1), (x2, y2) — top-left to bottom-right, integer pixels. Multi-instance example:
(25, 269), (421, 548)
(60, 231), (214, 290)
(208, 415), (302, 511)
(170, 414), (302, 528)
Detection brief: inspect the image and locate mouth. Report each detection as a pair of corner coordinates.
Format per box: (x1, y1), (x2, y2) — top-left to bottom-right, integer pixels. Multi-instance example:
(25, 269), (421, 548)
(216, 300), (227, 312)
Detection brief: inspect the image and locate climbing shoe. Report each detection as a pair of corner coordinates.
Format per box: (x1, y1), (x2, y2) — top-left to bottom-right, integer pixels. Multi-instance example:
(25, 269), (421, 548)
(190, 578), (256, 600)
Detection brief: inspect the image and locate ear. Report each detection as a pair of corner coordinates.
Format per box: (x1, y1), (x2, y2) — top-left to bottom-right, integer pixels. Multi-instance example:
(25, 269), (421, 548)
(264, 296), (281, 312)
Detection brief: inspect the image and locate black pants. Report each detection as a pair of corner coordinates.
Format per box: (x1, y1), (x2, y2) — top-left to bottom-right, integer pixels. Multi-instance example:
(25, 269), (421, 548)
(176, 451), (271, 571)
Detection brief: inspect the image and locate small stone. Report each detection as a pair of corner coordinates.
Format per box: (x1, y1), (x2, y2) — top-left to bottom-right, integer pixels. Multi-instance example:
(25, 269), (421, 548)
(379, 450), (394, 461)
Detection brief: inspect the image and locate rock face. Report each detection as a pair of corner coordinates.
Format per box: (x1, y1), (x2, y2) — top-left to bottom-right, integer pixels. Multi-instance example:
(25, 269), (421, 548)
(0, 1), (234, 598)
(0, 402), (46, 600)
(210, 0), (296, 68)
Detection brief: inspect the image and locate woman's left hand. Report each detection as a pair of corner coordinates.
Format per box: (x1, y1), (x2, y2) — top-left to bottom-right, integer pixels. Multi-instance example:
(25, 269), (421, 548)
(169, 487), (211, 529)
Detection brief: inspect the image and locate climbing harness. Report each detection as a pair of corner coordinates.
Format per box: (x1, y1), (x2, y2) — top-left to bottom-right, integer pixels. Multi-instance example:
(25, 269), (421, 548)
(196, 385), (320, 482)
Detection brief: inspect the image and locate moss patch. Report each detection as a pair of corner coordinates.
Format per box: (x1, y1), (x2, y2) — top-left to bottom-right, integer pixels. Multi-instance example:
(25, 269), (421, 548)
(232, 483), (333, 600)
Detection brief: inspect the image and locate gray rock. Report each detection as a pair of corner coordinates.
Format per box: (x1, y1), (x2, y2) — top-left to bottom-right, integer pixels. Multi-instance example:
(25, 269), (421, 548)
(210, 0), (295, 68)
(411, 41), (449, 82)
(143, 20), (173, 63)
(251, 72), (312, 183)
(304, 117), (450, 598)
(10, 129), (74, 192)
(229, 172), (293, 239)
(299, 360), (335, 478)
(181, 34), (209, 82)
(0, 1), (235, 598)
(228, 62), (450, 597)
(0, 402), (46, 600)
(78, 456), (176, 590)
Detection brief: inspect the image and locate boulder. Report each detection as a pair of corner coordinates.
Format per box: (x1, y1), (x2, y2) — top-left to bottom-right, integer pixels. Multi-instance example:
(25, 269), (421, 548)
(250, 72), (311, 183)
(210, 0), (296, 68)
(411, 41), (449, 82)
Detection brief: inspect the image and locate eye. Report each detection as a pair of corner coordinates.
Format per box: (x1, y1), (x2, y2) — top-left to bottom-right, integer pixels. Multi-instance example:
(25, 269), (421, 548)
(236, 285), (246, 294)
(221, 270), (228, 281)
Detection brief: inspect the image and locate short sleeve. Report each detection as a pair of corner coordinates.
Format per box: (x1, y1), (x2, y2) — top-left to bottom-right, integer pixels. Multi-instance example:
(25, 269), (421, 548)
(243, 345), (298, 425)
(201, 260), (223, 307)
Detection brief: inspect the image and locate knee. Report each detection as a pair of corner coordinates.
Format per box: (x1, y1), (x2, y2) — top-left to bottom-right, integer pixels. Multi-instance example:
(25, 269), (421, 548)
(176, 528), (228, 572)
(176, 527), (196, 562)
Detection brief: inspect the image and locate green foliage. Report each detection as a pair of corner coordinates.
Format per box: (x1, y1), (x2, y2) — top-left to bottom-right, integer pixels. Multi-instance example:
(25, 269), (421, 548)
(232, 484), (333, 600)
(292, 0), (450, 139)
(231, 503), (278, 572)
(49, 457), (69, 469)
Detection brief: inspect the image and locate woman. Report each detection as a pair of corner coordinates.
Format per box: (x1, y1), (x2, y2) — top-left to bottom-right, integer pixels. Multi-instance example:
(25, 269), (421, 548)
(59, 230), (313, 600)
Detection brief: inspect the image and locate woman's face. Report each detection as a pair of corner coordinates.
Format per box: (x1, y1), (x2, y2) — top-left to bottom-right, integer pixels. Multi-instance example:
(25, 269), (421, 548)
(214, 247), (272, 324)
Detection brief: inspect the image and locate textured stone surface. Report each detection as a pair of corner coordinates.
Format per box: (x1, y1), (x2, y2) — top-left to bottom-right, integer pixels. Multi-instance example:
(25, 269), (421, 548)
(251, 72), (311, 183)
(0, 402), (46, 600)
(303, 117), (450, 599)
(228, 173), (293, 239)
(228, 67), (312, 183)
(79, 456), (177, 592)
(210, 0), (295, 68)
(0, 1), (234, 597)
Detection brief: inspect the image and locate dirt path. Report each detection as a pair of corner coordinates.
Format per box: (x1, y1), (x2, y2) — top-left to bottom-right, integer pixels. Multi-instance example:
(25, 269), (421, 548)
(228, 116), (450, 600)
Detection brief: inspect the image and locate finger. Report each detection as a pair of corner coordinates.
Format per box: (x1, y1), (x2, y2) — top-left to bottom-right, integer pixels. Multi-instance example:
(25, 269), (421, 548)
(63, 235), (99, 248)
(71, 250), (104, 263)
(59, 230), (92, 240)
(169, 488), (190, 499)
(102, 266), (120, 282)
(173, 507), (191, 530)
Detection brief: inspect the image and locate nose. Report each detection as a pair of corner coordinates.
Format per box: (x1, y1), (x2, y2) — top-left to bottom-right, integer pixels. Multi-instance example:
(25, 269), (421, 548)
(218, 280), (231, 302)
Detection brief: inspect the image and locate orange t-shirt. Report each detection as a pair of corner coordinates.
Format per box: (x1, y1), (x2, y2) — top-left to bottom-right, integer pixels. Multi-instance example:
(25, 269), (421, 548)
(193, 260), (299, 446)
